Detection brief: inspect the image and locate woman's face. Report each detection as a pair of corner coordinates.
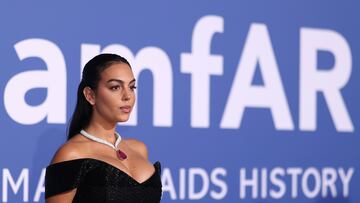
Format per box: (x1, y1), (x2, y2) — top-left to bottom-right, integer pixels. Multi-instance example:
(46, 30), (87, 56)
(91, 63), (136, 123)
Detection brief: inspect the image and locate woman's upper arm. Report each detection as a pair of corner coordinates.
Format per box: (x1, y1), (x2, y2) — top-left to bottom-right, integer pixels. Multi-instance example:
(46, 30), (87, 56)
(45, 189), (77, 203)
(46, 142), (82, 202)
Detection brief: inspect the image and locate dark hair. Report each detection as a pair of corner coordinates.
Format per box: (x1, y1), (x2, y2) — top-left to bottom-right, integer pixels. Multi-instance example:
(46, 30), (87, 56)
(67, 53), (131, 140)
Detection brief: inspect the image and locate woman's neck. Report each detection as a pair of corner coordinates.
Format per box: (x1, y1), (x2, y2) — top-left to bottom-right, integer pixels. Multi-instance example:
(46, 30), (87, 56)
(84, 114), (117, 144)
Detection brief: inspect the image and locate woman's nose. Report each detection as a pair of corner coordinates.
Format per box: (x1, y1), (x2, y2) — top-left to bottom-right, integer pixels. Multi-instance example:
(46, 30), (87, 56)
(122, 90), (131, 101)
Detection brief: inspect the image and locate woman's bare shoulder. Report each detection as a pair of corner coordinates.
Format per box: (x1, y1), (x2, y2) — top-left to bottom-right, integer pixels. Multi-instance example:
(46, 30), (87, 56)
(50, 134), (88, 164)
(124, 138), (148, 159)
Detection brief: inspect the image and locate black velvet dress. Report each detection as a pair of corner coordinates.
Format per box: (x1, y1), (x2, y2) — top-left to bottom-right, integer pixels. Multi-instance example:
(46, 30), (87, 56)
(45, 158), (162, 203)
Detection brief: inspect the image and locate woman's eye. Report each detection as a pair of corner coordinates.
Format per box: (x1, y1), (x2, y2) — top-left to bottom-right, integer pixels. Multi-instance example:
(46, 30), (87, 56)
(110, 85), (120, 90)
(130, 86), (137, 91)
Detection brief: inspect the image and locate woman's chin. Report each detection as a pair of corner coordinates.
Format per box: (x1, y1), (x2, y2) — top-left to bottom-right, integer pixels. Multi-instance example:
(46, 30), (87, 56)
(116, 115), (130, 123)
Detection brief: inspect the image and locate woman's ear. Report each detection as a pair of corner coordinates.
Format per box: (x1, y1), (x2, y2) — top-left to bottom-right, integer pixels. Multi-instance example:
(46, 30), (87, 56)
(83, 86), (96, 105)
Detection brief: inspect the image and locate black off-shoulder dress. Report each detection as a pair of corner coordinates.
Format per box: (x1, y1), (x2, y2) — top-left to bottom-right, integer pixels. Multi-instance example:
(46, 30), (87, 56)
(45, 158), (162, 203)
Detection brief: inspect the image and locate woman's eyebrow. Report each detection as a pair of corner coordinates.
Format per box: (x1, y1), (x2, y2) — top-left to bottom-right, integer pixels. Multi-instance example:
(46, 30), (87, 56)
(107, 78), (136, 84)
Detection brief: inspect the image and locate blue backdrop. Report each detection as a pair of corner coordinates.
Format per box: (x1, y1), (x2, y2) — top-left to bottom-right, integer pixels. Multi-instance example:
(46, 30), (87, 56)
(0, 1), (359, 202)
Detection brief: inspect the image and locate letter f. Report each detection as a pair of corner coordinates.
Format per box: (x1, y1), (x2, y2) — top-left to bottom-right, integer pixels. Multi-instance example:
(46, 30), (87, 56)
(181, 15), (224, 128)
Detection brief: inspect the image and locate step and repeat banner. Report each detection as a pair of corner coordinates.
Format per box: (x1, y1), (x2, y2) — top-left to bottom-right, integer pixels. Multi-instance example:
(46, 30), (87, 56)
(0, 1), (359, 202)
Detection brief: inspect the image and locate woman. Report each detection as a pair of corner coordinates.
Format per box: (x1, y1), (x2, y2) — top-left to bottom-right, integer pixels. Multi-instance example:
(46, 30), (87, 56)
(45, 54), (162, 203)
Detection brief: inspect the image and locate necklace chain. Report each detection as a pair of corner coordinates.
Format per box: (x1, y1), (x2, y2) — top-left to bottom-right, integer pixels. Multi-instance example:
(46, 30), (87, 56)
(80, 129), (122, 150)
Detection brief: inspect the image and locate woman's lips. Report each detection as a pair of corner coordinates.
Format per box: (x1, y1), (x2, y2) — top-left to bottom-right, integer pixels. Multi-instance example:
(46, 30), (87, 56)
(120, 106), (132, 113)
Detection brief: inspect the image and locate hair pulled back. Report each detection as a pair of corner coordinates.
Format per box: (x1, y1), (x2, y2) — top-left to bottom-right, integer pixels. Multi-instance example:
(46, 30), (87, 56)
(67, 53), (131, 140)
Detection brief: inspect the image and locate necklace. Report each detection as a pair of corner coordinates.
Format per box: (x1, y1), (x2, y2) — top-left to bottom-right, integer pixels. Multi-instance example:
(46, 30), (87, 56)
(80, 129), (127, 160)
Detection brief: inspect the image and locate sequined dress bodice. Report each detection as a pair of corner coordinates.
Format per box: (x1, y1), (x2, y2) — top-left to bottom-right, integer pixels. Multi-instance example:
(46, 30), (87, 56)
(45, 158), (162, 203)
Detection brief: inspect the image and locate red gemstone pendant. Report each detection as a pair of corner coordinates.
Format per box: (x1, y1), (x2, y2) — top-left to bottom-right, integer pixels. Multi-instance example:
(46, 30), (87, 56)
(117, 149), (127, 160)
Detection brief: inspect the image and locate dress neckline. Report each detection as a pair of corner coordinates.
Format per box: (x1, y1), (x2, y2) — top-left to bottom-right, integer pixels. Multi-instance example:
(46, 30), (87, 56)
(48, 158), (160, 185)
